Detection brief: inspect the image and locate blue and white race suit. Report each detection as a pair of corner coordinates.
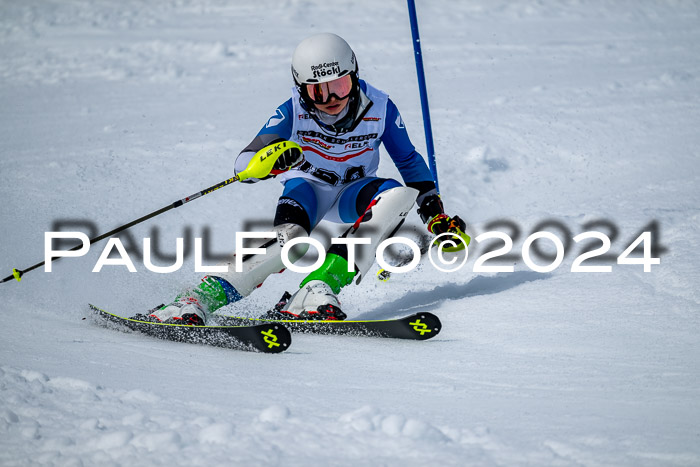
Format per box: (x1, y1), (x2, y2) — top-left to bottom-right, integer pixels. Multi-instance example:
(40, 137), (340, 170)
(235, 80), (437, 231)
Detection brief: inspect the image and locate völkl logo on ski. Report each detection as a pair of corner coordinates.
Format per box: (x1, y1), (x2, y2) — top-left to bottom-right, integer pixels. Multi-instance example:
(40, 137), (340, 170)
(261, 328), (281, 349)
(409, 319), (431, 336)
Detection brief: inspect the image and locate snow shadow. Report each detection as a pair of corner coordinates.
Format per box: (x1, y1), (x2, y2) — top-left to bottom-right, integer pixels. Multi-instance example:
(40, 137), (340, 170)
(357, 271), (550, 320)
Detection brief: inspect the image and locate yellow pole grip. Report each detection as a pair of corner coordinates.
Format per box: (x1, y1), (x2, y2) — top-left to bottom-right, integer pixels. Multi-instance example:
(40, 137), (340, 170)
(237, 141), (303, 181)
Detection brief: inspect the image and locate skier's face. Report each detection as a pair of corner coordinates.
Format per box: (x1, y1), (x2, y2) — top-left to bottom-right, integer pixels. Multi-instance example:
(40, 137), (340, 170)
(314, 95), (350, 115)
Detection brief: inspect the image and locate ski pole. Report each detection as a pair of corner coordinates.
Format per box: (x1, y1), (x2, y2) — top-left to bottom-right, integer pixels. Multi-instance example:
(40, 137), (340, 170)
(1, 141), (302, 284)
(406, 0), (470, 250)
(374, 2), (470, 282)
(406, 0), (439, 194)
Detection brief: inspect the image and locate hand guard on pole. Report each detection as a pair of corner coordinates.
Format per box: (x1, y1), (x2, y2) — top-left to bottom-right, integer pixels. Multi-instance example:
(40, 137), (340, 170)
(237, 140), (303, 181)
(428, 214), (466, 236)
(418, 194), (471, 252)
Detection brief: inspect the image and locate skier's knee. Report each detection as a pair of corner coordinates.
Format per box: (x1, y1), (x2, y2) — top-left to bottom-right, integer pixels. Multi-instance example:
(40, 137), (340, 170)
(347, 186), (419, 280)
(355, 178), (403, 216)
(274, 196), (313, 234)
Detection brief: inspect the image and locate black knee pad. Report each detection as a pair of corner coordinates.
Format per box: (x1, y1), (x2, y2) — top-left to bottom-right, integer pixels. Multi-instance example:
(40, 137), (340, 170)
(274, 197), (311, 234)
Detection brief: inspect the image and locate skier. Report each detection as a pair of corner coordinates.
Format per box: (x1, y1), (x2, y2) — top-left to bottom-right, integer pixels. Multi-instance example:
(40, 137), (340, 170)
(145, 33), (466, 325)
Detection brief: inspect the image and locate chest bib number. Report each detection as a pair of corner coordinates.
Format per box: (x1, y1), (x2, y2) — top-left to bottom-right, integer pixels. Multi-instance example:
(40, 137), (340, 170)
(297, 160), (366, 186)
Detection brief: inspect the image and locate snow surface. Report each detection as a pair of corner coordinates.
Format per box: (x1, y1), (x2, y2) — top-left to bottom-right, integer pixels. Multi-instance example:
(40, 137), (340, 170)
(1, 0), (700, 465)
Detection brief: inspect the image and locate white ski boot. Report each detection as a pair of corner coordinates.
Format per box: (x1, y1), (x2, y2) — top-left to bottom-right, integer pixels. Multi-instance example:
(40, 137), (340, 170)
(278, 279), (346, 320)
(148, 297), (206, 326)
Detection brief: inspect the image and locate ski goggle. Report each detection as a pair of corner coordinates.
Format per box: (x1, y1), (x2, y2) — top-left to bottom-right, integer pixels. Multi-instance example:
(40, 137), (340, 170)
(305, 75), (353, 104)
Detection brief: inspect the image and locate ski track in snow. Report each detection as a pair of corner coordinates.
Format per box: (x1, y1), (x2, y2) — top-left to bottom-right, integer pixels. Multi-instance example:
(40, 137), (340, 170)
(2, 0), (700, 465)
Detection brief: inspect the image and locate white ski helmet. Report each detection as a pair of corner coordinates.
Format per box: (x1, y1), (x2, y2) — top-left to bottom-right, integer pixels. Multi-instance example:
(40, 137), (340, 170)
(291, 33), (370, 135)
(291, 33), (358, 85)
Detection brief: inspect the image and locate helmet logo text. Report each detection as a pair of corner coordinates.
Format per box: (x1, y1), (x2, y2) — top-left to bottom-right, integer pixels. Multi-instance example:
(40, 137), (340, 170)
(311, 61), (341, 79)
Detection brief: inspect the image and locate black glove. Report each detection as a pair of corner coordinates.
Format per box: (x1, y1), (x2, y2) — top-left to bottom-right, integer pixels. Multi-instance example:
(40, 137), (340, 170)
(270, 144), (303, 175)
(418, 194), (470, 249)
(427, 213), (467, 236)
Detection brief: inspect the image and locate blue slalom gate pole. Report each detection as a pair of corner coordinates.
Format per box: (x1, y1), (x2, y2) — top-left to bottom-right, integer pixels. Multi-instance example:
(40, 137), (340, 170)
(406, 0), (439, 194)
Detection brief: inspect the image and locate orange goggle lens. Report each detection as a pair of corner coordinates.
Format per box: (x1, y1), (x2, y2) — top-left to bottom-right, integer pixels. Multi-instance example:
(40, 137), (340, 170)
(306, 75), (353, 104)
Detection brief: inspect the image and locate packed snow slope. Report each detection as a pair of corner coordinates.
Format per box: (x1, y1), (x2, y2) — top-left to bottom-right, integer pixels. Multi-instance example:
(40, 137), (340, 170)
(1, 0), (699, 465)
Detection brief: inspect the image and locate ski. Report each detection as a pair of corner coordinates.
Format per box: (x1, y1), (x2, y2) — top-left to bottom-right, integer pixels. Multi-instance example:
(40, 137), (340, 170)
(217, 312), (441, 340)
(89, 304), (291, 353)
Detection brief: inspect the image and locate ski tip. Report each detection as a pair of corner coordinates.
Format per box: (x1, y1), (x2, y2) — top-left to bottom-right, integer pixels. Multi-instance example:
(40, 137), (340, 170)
(407, 312), (441, 340)
(255, 323), (292, 354)
(89, 303), (293, 354)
